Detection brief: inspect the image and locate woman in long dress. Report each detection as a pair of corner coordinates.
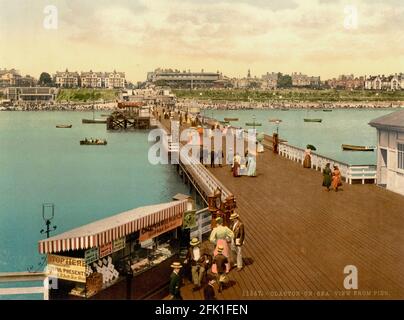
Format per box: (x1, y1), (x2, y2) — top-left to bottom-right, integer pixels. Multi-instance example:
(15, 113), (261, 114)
(322, 163), (332, 191)
(332, 165), (342, 192)
(210, 217), (234, 274)
(303, 148), (311, 168)
(247, 152), (257, 177)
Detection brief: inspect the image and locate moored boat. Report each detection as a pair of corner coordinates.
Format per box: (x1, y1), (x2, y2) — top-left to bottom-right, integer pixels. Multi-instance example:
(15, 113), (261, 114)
(245, 122), (262, 126)
(56, 124), (72, 128)
(82, 119), (107, 124)
(269, 119), (282, 123)
(323, 109), (333, 112)
(224, 117), (239, 121)
(342, 144), (374, 151)
(304, 118), (322, 123)
(80, 138), (107, 145)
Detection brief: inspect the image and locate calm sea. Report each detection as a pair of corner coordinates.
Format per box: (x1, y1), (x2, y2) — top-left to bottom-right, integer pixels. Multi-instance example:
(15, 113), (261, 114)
(0, 111), (188, 299)
(205, 108), (399, 165)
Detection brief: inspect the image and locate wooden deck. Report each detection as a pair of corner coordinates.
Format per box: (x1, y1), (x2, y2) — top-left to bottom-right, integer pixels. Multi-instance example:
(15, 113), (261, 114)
(158, 111), (404, 300)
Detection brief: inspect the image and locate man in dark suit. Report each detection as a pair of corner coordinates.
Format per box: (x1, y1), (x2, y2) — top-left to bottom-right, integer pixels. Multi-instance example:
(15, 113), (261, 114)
(213, 245), (228, 292)
(184, 238), (209, 291)
(203, 274), (217, 300)
(230, 212), (245, 271)
(169, 262), (183, 300)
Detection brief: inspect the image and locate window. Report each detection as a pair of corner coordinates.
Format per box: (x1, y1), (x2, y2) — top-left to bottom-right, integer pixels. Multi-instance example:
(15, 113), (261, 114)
(398, 143), (404, 170)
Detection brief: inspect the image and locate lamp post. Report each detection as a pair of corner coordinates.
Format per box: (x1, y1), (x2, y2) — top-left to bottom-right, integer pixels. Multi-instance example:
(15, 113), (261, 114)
(275, 120), (280, 135)
(40, 203), (57, 239)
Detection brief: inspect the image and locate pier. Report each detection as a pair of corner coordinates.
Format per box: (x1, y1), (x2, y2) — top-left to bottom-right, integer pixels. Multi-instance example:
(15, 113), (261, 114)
(106, 102), (152, 130)
(157, 109), (404, 300)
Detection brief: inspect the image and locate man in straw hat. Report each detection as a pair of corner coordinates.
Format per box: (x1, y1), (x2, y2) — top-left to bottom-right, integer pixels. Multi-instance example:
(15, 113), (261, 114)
(213, 245), (229, 293)
(169, 262), (183, 300)
(184, 237), (209, 291)
(230, 212), (245, 271)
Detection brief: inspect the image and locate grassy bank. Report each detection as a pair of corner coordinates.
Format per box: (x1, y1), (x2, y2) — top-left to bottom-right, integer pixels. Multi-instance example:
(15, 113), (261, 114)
(56, 88), (119, 102)
(173, 89), (404, 103)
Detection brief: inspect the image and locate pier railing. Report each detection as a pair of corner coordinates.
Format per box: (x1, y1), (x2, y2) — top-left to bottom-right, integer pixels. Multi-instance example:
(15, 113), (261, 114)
(190, 207), (212, 242)
(156, 116), (233, 203)
(178, 147), (232, 202)
(278, 143), (377, 184)
(0, 272), (49, 300)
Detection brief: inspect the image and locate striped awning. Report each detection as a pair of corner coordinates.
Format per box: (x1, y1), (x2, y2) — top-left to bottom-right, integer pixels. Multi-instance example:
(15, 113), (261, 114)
(38, 200), (188, 254)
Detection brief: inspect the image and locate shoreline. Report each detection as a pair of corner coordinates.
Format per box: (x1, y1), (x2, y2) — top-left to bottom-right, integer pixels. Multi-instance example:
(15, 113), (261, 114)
(177, 98), (404, 110)
(1, 100), (403, 111)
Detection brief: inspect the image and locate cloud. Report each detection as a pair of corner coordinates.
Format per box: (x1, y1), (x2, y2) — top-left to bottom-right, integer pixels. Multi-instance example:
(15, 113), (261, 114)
(0, 0), (403, 80)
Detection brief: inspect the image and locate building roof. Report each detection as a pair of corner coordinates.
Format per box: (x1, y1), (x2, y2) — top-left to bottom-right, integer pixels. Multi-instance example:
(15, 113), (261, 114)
(369, 109), (404, 130)
(38, 200), (187, 254)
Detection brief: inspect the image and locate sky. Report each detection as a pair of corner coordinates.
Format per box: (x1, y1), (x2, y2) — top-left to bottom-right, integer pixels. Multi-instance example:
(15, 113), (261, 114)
(0, 0), (403, 82)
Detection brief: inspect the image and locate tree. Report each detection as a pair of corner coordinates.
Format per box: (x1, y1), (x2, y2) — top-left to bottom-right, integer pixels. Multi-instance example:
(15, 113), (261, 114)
(39, 72), (53, 86)
(277, 74), (292, 88)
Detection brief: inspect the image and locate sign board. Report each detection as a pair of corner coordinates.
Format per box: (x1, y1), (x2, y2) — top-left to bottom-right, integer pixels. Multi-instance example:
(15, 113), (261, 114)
(47, 254), (86, 283)
(99, 242), (113, 258)
(183, 210), (196, 229)
(139, 211), (183, 242)
(113, 237), (126, 253)
(85, 247), (99, 265)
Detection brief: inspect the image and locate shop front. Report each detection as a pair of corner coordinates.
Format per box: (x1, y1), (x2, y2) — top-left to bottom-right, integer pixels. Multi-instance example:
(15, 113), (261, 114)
(38, 199), (193, 299)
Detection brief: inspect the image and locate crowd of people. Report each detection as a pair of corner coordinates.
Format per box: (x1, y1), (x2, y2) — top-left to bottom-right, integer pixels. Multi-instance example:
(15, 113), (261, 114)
(168, 212), (245, 300)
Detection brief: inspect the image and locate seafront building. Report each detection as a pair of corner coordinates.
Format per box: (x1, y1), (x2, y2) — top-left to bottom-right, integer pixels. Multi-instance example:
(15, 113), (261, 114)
(4, 87), (57, 102)
(326, 74), (365, 90)
(364, 74), (403, 91)
(291, 72), (321, 88)
(54, 69), (80, 88)
(369, 110), (404, 196)
(147, 68), (221, 88)
(0, 68), (37, 87)
(54, 69), (126, 89)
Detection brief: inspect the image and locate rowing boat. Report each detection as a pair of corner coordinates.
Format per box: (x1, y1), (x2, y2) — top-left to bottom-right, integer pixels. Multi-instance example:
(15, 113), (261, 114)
(342, 144), (375, 151)
(56, 124), (72, 128)
(304, 118), (322, 123)
(224, 117), (239, 121)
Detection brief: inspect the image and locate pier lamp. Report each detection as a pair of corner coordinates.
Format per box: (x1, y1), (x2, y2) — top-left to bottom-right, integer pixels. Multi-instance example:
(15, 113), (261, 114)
(275, 120), (280, 135)
(40, 203), (57, 239)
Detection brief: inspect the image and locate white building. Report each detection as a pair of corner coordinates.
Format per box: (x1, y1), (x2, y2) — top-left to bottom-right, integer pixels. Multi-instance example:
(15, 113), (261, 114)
(365, 74), (402, 90)
(104, 71), (125, 89)
(80, 71), (104, 88)
(55, 69), (80, 88)
(369, 110), (404, 196)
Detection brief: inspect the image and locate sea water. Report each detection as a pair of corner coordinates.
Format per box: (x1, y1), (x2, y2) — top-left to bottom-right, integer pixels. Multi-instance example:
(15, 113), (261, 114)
(0, 111), (188, 299)
(204, 108), (398, 165)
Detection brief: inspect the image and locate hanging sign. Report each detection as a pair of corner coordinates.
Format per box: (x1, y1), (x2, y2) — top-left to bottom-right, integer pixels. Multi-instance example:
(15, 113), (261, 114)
(47, 254), (86, 283)
(139, 212), (183, 242)
(113, 237), (126, 253)
(85, 247), (99, 265)
(99, 242), (113, 258)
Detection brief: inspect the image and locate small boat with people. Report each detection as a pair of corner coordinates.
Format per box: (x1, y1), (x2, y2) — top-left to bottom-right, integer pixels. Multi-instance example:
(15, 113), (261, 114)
(304, 118), (322, 123)
(80, 138), (107, 145)
(56, 124), (72, 128)
(269, 119), (282, 123)
(224, 117), (239, 122)
(342, 144), (375, 151)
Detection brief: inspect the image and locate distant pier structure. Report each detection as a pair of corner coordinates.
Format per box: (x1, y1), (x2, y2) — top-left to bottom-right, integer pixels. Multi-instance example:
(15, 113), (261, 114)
(106, 101), (152, 130)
